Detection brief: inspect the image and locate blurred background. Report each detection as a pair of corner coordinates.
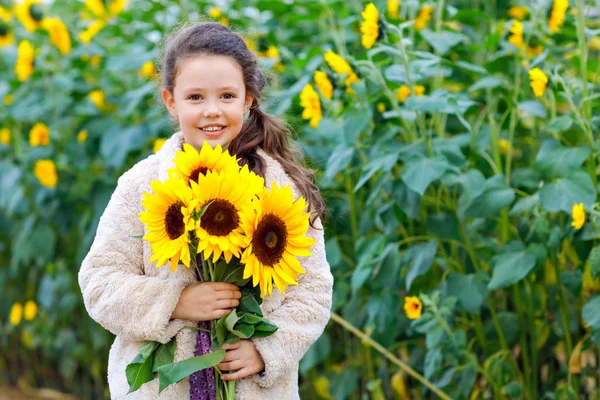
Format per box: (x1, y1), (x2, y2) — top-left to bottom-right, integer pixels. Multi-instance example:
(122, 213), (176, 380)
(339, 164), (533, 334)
(3, 0), (600, 399)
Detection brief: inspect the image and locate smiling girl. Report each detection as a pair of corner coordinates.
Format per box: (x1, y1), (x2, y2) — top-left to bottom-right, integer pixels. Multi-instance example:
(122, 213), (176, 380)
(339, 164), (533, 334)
(78, 21), (333, 400)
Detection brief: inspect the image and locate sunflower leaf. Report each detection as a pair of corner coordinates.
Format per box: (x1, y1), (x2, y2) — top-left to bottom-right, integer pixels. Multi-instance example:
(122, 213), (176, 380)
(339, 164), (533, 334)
(126, 352), (155, 394)
(239, 291), (263, 316)
(157, 350), (225, 393)
(152, 340), (177, 373)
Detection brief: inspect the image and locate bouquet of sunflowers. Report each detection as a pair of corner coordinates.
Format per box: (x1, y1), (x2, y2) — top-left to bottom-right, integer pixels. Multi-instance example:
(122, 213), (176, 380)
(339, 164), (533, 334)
(125, 142), (315, 399)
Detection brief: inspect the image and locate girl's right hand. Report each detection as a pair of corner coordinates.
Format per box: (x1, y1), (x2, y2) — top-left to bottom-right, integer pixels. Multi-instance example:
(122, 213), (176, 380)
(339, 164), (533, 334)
(171, 282), (242, 321)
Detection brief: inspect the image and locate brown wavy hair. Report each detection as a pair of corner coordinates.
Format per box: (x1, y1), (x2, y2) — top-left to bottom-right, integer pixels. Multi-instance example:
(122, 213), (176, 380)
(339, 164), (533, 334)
(159, 21), (325, 226)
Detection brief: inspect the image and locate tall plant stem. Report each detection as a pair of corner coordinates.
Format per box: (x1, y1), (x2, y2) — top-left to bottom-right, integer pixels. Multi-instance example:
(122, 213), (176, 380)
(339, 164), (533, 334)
(330, 313), (453, 400)
(345, 174), (359, 247)
(512, 284), (531, 397)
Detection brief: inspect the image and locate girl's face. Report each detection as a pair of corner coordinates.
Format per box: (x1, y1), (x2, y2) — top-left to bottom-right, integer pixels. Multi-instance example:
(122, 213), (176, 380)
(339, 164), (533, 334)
(162, 54), (254, 151)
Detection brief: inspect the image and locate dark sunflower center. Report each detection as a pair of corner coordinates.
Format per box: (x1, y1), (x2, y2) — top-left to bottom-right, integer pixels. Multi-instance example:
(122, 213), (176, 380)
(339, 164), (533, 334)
(165, 201), (185, 240)
(0, 25), (7, 37)
(189, 166), (209, 184)
(252, 214), (287, 266)
(200, 199), (239, 236)
(29, 4), (44, 22)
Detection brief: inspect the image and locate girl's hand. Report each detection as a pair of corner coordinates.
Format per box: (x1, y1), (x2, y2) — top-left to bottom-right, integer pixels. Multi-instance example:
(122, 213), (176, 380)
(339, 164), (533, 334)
(218, 340), (265, 381)
(171, 282), (241, 321)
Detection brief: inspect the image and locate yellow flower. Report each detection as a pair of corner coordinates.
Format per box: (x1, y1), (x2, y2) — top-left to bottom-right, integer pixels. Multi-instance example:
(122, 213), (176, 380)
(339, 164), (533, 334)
(387, 0), (400, 19)
(360, 3), (379, 49)
(140, 61), (155, 78)
(192, 166), (265, 264)
(0, 24), (14, 48)
(79, 19), (105, 44)
(391, 370), (409, 399)
(549, 0), (568, 34)
(208, 6), (222, 18)
(414, 85), (425, 96)
(29, 122), (50, 146)
(266, 45), (280, 59)
(404, 296), (422, 319)
(15, 0), (43, 32)
(90, 54), (101, 65)
(571, 202), (585, 230)
(0, 6), (11, 22)
(24, 300), (37, 321)
(140, 177), (196, 271)
(219, 18), (229, 27)
(85, 0), (106, 19)
(34, 159), (58, 189)
(508, 6), (528, 20)
(0, 128), (10, 145)
(108, 0), (126, 15)
(42, 17), (71, 55)
(499, 139), (510, 154)
(240, 182), (316, 297)
(377, 103), (386, 113)
(314, 376), (333, 400)
(15, 39), (34, 82)
(77, 129), (88, 143)
(324, 50), (360, 92)
(528, 67), (548, 97)
(88, 90), (105, 110)
(245, 37), (256, 52)
(508, 20), (525, 50)
(590, 37), (600, 51)
(415, 5), (433, 31)
(168, 142), (241, 186)
(526, 45), (544, 58)
(314, 70), (333, 100)
(4, 94), (14, 105)
(324, 49), (353, 75)
(153, 138), (166, 154)
(396, 85), (411, 103)
(299, 84), (322, 128)
(10, 303), (23, 326)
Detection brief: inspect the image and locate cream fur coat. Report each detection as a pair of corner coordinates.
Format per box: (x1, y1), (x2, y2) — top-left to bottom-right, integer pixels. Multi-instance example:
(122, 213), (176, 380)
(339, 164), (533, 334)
(78, 132), (333, 399)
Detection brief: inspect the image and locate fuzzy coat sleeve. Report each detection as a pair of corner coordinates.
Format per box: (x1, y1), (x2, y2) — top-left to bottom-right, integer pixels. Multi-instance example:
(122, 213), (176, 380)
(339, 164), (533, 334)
(78, 159), (189, 344)
(250, 152), (334, 388)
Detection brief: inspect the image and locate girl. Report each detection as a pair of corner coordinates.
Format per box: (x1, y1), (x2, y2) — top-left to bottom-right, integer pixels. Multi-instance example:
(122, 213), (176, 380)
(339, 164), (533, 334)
(78, 21), (333, 399)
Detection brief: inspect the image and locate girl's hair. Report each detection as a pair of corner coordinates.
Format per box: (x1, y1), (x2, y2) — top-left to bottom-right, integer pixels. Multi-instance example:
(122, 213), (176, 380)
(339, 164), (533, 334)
(159, 22), (325, 226)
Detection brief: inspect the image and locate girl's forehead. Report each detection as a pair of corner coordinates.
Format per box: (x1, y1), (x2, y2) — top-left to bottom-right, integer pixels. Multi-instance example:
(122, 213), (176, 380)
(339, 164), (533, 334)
(175, 54), (245, 92)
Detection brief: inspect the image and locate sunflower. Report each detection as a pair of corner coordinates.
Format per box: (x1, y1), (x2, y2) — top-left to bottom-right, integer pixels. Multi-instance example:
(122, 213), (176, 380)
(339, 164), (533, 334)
(15, 0), (43, 32)
(240, 183), (316, 298)
(168, 142), (241, 186)
(192, 166), (264, 264)
(140, 177), (196, 272)
(0, 23), (14, 48)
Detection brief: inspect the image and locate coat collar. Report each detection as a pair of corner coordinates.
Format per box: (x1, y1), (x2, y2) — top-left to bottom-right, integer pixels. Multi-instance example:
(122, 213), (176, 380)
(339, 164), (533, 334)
(154, 131), (271, 182)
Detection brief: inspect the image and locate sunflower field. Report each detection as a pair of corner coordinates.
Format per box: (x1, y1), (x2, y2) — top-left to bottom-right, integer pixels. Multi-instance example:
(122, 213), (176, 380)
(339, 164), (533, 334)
(2, 0), (600, 398)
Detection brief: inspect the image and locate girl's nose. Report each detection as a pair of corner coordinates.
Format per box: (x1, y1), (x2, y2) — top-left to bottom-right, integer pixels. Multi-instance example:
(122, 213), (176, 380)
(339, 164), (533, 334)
(202, 101), (222, 118)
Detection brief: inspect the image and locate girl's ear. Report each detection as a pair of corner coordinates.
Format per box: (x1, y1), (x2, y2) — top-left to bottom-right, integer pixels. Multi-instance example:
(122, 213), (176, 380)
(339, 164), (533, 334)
(162, 88), (178, 118)
(244, 93), (254, 113)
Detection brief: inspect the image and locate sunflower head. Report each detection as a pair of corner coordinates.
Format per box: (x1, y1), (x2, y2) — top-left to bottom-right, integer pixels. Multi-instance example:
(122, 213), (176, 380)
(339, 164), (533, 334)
(140, 177), (195, 271)
(169, 142), (241, 186)
(241, 183), (316, 298)
(192, 165), (264, 263)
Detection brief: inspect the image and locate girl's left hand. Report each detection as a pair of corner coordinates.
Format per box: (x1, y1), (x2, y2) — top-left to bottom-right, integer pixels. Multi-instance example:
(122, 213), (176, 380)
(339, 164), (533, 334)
(218, 340), (265, 381)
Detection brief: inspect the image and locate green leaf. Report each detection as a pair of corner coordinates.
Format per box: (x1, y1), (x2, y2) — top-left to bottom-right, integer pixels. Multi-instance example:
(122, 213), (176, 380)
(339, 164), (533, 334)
(488, 251), (537, 289)
(324, 144), (354, 180)
(518, 100), (547, 118)
(464, 175), (515, 218)
(424, 348), (442, 379)
(544, 115), (573, 135)
(229, 322), (255, 338)
(126, 352), (155, 393)
(559, 271), (582, 296)
(354, 153), (398, 192)
(140, 341), (160, 359)
(402, 157), (451, 196)
(253, 319), (278, 334)
(215, 315), (227, 347)
(212, 259), (249, 286)
(420, 29), (466, 55)
(535, 139), (591, 179)
(152, 340), (177, 373)
(100, 125), (148, 168)
(225, 310), (241, 331)
(157, 350), (226, 393)
(582, 296), (600, 331)
(405, 239), (438, 291)
(469, 76), (502, 91)
(300, 333), (330, 374)
(446, 272), (488, 313)
(239, 290), (263, 316)
(590, 246), (600, 278)
(539, 172), (596, 213)
(453, 60), (487, 74)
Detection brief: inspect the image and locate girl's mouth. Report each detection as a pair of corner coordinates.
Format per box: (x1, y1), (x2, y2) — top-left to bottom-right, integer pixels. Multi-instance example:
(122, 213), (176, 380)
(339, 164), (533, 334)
(198, 126), (226, 136)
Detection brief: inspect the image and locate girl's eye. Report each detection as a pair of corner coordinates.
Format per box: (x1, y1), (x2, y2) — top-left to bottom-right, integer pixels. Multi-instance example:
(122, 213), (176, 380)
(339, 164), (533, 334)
(223, 93), (235, 100)
(189, 95), (202, 100)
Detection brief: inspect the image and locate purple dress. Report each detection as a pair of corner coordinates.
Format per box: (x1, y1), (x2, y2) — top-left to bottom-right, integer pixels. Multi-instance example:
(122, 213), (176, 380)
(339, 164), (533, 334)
(189, 256), (217, 400)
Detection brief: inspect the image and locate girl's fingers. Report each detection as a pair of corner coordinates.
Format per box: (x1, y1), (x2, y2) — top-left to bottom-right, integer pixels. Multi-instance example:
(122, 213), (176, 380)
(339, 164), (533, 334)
(215, 298), (240, 309)
(220, 367), (249, 381)
(215, 290), (242, 300)
(221, 342), (241, 351)
(217, 359), (244, 371)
